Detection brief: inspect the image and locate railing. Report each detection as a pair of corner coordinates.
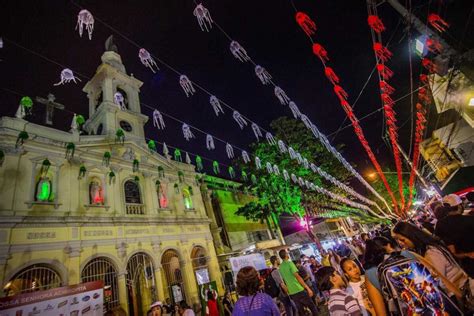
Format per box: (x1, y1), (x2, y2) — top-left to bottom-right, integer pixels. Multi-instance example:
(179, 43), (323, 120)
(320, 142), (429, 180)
(125, 203), (145, 215)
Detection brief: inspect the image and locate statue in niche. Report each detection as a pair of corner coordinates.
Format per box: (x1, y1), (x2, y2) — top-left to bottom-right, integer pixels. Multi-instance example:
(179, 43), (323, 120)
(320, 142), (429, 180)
(35, 177), (52, 202)
(89, 180), (104, 205)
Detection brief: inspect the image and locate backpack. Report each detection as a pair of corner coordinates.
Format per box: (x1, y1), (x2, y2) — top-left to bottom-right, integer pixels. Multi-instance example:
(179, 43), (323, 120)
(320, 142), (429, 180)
(377, 252), (463, 315)
(264, 269), (281, 298)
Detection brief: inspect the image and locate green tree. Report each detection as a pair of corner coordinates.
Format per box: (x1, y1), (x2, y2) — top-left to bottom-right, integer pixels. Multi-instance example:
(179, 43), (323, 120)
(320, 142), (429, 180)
(367, 169), (415, 211)
(235, 117), (381, 242)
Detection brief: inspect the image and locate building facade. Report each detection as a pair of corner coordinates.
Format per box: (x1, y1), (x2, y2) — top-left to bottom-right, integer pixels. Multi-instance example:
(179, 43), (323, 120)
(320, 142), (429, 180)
(0, 49), (222, 315)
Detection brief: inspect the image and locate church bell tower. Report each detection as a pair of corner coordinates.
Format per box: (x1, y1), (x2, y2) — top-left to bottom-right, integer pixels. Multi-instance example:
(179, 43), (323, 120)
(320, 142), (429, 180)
(83, 36), (148, 142)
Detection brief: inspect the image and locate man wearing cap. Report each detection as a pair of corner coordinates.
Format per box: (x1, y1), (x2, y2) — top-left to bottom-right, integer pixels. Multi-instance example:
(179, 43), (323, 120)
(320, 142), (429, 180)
(435, 194), (474, 277)
(150, 301), (163, 316)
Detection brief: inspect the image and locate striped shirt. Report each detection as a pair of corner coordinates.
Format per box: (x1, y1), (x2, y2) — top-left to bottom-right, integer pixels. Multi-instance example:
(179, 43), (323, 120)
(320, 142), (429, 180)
(328, 289), (362, 316)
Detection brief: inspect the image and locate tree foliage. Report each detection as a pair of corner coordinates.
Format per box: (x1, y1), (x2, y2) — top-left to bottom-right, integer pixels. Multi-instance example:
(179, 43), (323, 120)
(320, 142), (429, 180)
(235, 117), (354, 224)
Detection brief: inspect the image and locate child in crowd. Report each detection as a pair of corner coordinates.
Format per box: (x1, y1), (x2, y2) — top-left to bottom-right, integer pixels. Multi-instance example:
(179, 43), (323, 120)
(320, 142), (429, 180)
(340, 258), (375, 316)
(315, 266), (362, 316)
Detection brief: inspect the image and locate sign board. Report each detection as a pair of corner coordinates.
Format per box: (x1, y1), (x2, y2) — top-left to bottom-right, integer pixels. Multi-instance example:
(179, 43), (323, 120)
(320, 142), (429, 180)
(195, 268), (210, 286)
(229, 253), (267, 272)
(0, 281), (104, 316)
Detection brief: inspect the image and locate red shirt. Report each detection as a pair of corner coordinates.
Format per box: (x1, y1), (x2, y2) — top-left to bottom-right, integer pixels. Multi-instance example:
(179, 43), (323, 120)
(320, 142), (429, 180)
(207, 299), (219, 316)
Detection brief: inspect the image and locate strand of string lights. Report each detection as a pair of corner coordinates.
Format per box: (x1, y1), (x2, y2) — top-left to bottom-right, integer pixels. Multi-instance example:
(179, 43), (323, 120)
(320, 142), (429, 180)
(186, 1), (395, 215)
(66, 3), (392, 215)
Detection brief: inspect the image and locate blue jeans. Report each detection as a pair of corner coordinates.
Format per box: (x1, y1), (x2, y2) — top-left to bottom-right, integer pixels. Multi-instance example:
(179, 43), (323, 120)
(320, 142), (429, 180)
(279, 295), (296, 316)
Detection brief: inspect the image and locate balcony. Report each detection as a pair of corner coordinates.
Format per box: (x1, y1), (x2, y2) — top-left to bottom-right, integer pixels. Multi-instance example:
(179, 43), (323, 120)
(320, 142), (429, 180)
(125, 203), (145, 215)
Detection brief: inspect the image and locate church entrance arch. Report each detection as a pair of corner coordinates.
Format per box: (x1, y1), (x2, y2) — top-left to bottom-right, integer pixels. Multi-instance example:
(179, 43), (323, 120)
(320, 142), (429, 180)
(126, 252), (156, 316)
(161, 249), (186, 304)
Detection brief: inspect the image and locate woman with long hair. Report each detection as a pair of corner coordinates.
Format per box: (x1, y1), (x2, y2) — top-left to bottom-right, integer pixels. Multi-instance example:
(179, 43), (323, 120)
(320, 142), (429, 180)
(232, 266), (279, 316)
(363, 238), (389, 316)
(392, 221), (467, 298)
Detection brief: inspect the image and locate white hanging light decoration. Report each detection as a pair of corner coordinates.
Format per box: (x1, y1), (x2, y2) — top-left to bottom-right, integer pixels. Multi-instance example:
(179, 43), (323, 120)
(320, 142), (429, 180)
(251, 123), (262, 141)
(163, 143), (169, 157)
(226, 143), (234, 159)
(310, 163), (318, 173)
(182, 123), (195, 141)
(185, 152), (191, 164)
(138, 48), (159, 73)
(273, 165), (280, 175)
(54, 68), (81, 86)
(15, 105), (26, 119)
(298, 177), (305, 187)
(233, 111), (247, 129)
(266, 162), (273, 174)
(229, 41), (250, 62)
(289, 147), (296, 159)
(283, 169), (289, 181)
(76, 9), (94, 40)
(209, 96), (224, 116)
(278, 140), (287, 153)
(242, 150), (250, 163)
(255, 65), (272, 85)
(310, 124), (320, 139)
(296, 152), (303, 164)
(302, 158), (309, 169)
(291, 173), (298, 183)
(179, 75), (195, 97)
(255, 157), (261, 169)
(206, 134), (215, 150)
(301, 115), (312, 130)
(288, 101), (301, 119)
(114, 92), (126, 110)
(193, 3), (213, 32)
(152, 109), (165, 129)
(70, 114), (78, 132)
(265, 132), (276, 145)
(274, 86), (290, 105)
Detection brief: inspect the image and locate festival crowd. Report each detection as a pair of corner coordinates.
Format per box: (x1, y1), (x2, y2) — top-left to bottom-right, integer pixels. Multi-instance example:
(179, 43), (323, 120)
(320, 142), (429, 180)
(230, 192), (474, 315)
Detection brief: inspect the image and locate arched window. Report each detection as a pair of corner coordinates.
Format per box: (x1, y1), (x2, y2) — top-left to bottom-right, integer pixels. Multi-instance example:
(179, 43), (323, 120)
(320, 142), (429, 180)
(116, 87), (129, 109)
(89, 179), (104, 205)
(157, 184), (168, 209)
(4, 264), (62, 296)
(182, 188), (193, 210)
(81, 257), (119, 312)
(126, 253), (156, 316)
(124, 180), (141, 204)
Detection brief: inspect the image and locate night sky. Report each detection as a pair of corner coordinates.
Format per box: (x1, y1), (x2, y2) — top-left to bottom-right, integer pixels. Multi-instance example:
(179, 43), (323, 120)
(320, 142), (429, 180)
(1, 0), (473, 176)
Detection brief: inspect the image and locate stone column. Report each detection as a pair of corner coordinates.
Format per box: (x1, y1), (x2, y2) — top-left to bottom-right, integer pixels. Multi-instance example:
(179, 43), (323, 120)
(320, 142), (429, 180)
(206, 240), (224, 295)
(64, 242), (82, 285)
(117, 270), (128, 314)
(181, 259), (198, 304)
(154, 264), (166, 302)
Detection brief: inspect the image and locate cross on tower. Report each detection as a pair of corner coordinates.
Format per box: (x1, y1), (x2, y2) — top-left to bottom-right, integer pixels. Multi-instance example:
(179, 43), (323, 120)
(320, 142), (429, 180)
(35, 93), (65, 125)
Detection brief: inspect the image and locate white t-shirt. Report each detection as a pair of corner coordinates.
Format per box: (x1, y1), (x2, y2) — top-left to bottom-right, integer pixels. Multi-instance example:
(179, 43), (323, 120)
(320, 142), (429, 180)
(183, 309), (195, 316)
(425, 246), (467, 293)
(346, 276), (375, 316)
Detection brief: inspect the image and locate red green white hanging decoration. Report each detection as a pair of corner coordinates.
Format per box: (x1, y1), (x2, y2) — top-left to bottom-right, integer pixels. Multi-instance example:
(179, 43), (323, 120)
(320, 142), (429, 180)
(195, 156), (203, 171)
(428, 14), (449, 33)
(157, 166), (165, 178)
(174, 149), (182, 162)
(76, 9), (94, 40)
(242, 150), (250, 163)
(295, 12), (316, 36)
(228, 166), (235, 179)
(274, 87), (290, 105)
(138, 48), (159, 73)
(114, 92), (126, 110)
(115, 128), (125, 144)
(233, 111), (247, 129)
(193, 3), (213, 32)
(78, 164), (87, 179)
(152, 110), (165, 129)
(212, 161), (220, 174)
(255, 65), (272, 85)
(40, 159), (51, 174)
(229, 41), (250, 62)
(255, 157), (261, 169)
(54, 68), (81, 86)
(226, 143), (234, 159)
(148, 140), (157, 152)
(179, 75), (195, 97)
(209, 96), (224, 116)
(133, 159), (139, 172)
(206, 135), (215, 150)
(182, 123), (195, 141)
(108, 170), (116, 184)
(65, 142), (75, 159)
(266, 132), (276, 145)
(16, 131), (29, 148)
(251, 123), (262, 141)
(288, 101), (301, 119)
(103, 152), (111, 167)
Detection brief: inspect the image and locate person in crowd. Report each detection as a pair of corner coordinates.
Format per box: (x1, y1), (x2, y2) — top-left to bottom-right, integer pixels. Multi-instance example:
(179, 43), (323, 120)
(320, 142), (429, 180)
(162, 305), (172, 316)
(363, 238), (392, 316)
(270, 255), (295, 316)
(321, 249), (331, 267)
(466, 192), (474, 213)
(392, 221), (466, 298)
(222, 291), (233, 316)
(315, 266), (362, 316)
(340, 258), (375, 316)
(328, 249), (343, 275)
(278, 249), (319, 315)
(360, 233), (369, 243)
(205, 290), (218, 316)
(232, 266), (279, 316)
(178, 301), (195, 316)
(309, 255), (322, 274)
(435, 194), (474, 277)
(150, 302), (163, 316)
